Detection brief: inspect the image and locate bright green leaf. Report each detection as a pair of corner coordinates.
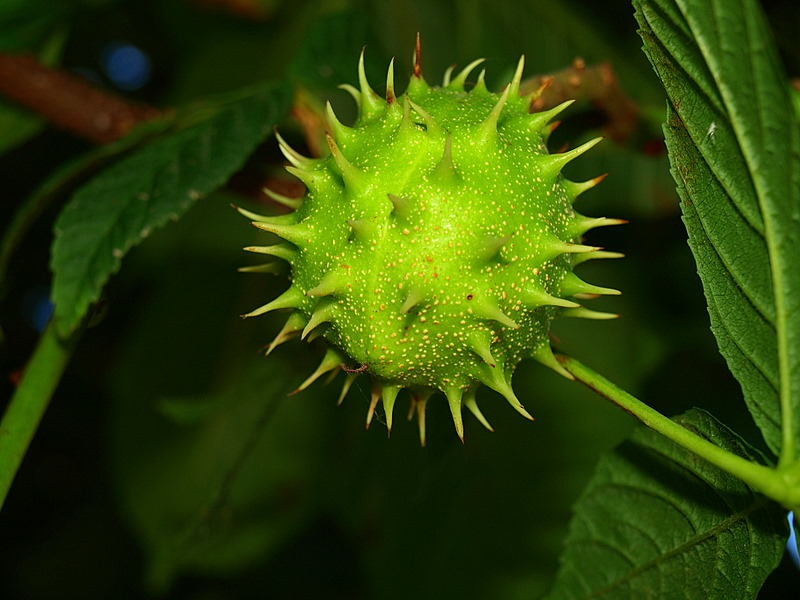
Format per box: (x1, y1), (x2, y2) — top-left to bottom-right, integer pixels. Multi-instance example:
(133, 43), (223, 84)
(663, 106), (781, 452)
(50, 83), (292, 336)
(634, 0), (800, 458)
(545, 409), (786, 600)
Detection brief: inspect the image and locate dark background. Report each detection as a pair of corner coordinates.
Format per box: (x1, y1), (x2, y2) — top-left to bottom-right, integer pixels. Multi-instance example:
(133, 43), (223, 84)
(1, 0), (798, 598)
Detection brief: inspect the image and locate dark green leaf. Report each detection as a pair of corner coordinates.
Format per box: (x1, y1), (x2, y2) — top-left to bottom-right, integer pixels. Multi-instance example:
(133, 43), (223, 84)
(289, 10), (384, 92)
(111, 354), (324, 593)
(634, 0), (800, 456)
(0, 101), (44, 156)
(50, 83), (292, 336)
(0, 117), (174, 290)
(545, 409), (786, 600)
(0, 0), (68, 51)
(103, 195), (327, 593)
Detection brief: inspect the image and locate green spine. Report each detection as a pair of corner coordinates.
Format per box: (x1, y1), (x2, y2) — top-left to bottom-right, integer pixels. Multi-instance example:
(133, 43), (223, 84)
(240, 45), (622, 443)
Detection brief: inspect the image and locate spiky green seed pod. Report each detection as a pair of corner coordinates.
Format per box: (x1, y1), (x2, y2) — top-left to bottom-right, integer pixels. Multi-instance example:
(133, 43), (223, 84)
(240, 43), (622, 444)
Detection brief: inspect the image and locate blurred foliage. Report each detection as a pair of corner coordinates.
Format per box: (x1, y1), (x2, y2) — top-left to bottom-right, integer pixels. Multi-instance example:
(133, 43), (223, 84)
(0, 0), (798, 599)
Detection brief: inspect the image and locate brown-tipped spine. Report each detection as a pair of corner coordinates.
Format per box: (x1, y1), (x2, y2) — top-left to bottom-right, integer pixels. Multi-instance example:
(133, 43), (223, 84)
(478, 367), (533, 420)
(560, 271), (621, 297)
(385, 58), (396, 103)
(543, 137), (604, 175)
(565, 172), (608, 199)
(413, 32), (422, 79)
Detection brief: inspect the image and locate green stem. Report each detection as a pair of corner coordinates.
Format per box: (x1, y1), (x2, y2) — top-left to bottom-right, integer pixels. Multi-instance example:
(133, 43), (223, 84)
(558, 354), (800, 510)
(0, 321), (80, 510)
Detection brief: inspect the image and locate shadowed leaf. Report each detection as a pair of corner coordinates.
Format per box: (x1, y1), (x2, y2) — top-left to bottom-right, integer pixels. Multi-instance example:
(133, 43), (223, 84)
(546, 409), (786, 600)
(50, 83), (291, 336)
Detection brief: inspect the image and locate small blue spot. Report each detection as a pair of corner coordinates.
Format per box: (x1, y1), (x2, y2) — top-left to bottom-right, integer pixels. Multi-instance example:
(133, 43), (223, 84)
(101, 43), (151, 91)
(788, 511), (800, 569)
(21, 285), (54, 332)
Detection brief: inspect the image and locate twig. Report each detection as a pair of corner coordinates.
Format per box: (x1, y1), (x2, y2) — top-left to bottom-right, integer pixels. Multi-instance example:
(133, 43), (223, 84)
(0, 53), (163, 144)
(557, 353), (800, 511)
(522, 58), (639, 143)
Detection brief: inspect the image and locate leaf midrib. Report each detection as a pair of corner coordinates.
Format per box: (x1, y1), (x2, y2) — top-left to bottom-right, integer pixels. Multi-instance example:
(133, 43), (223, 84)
(678, 0), (797, 463)
(570, 483), (771, 599)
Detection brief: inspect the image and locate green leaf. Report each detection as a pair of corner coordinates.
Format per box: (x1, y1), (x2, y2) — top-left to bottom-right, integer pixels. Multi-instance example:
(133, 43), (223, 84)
(0, 117), (174, 291)
(662, 107), (781, 453)
(545, 409), (786, 600)
(110, 354), (325, 593)
(102, 195), (328, 593)
(0, 0), (68, 51)
(289, 10), (383, 92)
(633, 0), (800, 458)
(0, 100), (44, 156)
(50, 83), (292, 336)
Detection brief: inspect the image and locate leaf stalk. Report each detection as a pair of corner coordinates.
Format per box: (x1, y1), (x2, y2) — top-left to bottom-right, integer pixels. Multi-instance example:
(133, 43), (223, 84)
(0, 321), (81, 510)
(558, 354), (800, 511)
